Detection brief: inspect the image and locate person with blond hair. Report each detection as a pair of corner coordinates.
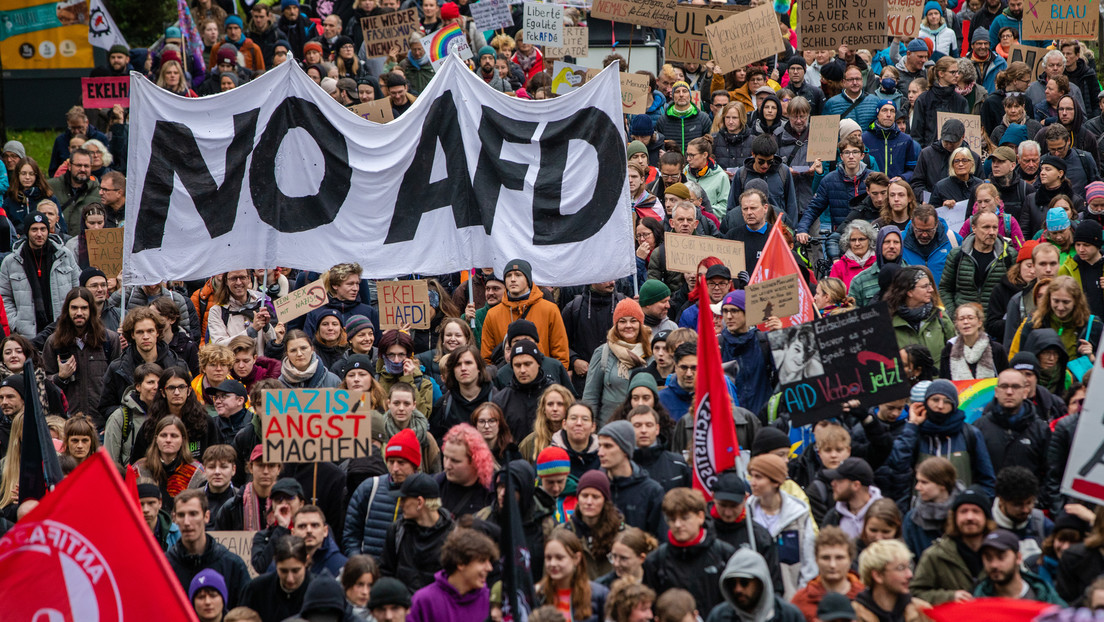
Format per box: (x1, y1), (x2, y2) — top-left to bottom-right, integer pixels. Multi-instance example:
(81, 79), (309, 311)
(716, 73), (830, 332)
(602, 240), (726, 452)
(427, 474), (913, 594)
(302, 262), (379, 342)
(852, 539), (930, 621)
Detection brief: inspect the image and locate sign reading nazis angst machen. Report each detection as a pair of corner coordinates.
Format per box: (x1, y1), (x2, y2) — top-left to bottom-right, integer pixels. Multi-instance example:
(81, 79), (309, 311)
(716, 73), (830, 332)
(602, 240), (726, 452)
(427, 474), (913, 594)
(704, 4), (784, 73)
(264, 389), (371, 463)
(800, 0), (886, 50)
(122, 57), (633, 286)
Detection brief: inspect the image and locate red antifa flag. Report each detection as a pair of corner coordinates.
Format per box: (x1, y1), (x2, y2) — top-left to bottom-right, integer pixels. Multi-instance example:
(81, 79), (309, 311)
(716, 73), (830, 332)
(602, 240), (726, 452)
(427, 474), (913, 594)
(691, 281), (739, 501)
(924, 598), (1054, 622)
(747, 219), (816, 329)
(0, 450), (198, 622)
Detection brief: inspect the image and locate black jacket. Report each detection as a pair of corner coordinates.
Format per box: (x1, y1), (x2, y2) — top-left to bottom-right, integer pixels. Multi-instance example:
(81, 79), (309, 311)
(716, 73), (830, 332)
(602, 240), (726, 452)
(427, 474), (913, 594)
(849, 414), (903, 471)
(986, 274), (1028, 341)
(975, 399), (1051, 485)
(380, 507), (454, 592)
(1057, 542), (1104, 605)
(98, 342), (182, 418)
(240, 569), (312, 621)
(430, 383), (496, 442)
(713, 128), (755, 171)
(643, 531), (737, 614)
(911, 84), (970, 149)
(434, 472), (494, 519)
(609, 463), (667, 535)
(912, 140), (981, 197)
(1044, 413), (1078, 514)
(283, 461), (347, 538)
(561, 288), (624, 392)
(633, 441), (691, 492)
(711, 514), (783, 594)
(493, 371), (555, 442)
(167, 534), (251, 608)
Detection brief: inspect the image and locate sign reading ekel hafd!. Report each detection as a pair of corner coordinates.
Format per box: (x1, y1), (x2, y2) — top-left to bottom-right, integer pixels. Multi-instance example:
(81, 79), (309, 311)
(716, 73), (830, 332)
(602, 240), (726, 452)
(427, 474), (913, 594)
(264, 389), (371, 463)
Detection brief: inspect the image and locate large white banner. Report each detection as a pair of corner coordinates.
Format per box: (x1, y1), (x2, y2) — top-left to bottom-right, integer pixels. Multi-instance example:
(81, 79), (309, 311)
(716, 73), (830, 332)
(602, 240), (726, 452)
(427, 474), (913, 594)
(123, 56), (633, 286)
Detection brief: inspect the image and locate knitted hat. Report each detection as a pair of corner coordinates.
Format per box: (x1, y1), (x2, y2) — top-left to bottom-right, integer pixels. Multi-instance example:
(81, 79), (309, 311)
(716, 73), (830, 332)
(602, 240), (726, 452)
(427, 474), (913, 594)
(613, 298), (644, 326)
(818, 592), (857, 622)
(787, 55), (806, 70)
(952, 485), (993, 519)
(340, 354), (374, 378)
(2, 141), (26, 159)
(638, 279), (671, 307)
(1041, 154), (1067, 172)
(478, 45), (496, 59)
(627, 140), (648, 159)
(165, 26), (182, 39)
(598, 420), (636, 459)
(919, 37), (934, 55)
(1076, 219), (1103, 249)
(629, 114), (654, 136)
(367, 578), (411, 609)
(751, 427), (790, 456)
(503, 258), (533, 288)
(334, 35), (354, 51)
(160, 50), (184, 67)
(385, 428), (421, 468)
(576, 469), (611, 500)
(1010, 351), (1041, 376)
(274, 40), (291, 52)
(1016, 239), (1039, 263)
(23, 211), (47, 236)
(221, 72), (240, 86)
(999, 123), (1029, 146)
(924, 378), (959, 411)
(1087, 181), (1104, 203)
(748, 454), (788, 485)
(440, 1), (460, 19)
(344, 314), (374, 341)
(224, 15), (244, 29)
(910, 380), (931, 404)
(536, 446), (571, 477)
(109, 44), (129, 56)
(651, 329), (671, 348)
(189, 569), (229, 604)
(923, 1), (941, 16)
(971, 26), (989, 44)
(664, 183), (691, 200)
(506, 319), (539, 344)
(216, 45), (237, 65)
(722, 290), (746, 311)
(629, 371), (658, 394)
(838, 118), (861, 139)
(877, 98), (897, 112)
(1046, 206), (1071, 232)
(79, 267), (106, 286)
(281, 0), (299, 8)
(907, 38), (929, 53)
(136, 482), (161, 499)
(671, 80), (690, 93)
(304, 41), (323, 56)
(819, 62), (844, 83)
(990, 146), (1017, 162)
(510, 338), (543, 363)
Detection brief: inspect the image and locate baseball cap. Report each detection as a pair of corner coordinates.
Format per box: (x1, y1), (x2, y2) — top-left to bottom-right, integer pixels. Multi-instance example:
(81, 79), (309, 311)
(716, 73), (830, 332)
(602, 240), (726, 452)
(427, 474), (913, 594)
(979, 529), (1019, 553)
(271, 478), (305, 501)
(822, 457), (874, 486)
(399, 472), (439, 499)
(713, 471), (749, 503)
(705, 264), (731, 281)
(207, 378), (247, 398)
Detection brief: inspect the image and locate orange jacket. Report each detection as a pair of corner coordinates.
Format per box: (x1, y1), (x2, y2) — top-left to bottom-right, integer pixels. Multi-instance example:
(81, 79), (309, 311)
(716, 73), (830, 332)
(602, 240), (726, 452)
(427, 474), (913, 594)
(789, 573), (865, 622)
(480, 287), (570, 370)
(210, 38), (265, 74)
(190, 278), (218, 345)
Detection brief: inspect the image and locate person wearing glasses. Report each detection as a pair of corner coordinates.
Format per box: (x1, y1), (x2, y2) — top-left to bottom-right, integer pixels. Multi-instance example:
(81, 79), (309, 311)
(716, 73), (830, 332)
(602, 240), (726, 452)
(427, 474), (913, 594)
(723, 134), (799, 233)
(796, 135), (871, 260)
(823, 65), (881, 133)
(97, 170), (126, 228)
(206, 269), (276, 346)
(910, 57), (969, 150)
(975, 367), (1050, 480)
(852, 539), (931, 620)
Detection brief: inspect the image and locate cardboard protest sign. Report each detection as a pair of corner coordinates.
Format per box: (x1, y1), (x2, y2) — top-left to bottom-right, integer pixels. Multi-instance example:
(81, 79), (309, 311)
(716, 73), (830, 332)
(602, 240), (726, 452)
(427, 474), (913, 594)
(937, 112), (985, 155)
(807, 114), (840, 164)
(1062, 333), (1104, 504)
(81, 76), (129, 108)
(359, 8), (420, 57)
(544, 26), (589, 59)
(420, 24), (473, 70)
(524, 3), (565, 46)
(350, 98), (394, 123)
(664, 232), (746, 275)
(1023, 0), (1098, 40)
(767, 303), (908, 426)
(263, 389), (371, 463)
(800, 0), (886, 50)
(273, 278), (327, 323)
(378, 279), (431, 329)
(1008, 44), (1045, 80)
(886, 0), (924, 37)
(585, 68), (650, 115)
(589, 0), (676, 29)
(210, 532), (259, 578)
(666, 4), (746, 64)
(553, 61), (589, 94)
(704, 4), (784, 74)
(470, 0), (514, 31)
(85, 228), (124, 277)
(745, 274), (802, 325)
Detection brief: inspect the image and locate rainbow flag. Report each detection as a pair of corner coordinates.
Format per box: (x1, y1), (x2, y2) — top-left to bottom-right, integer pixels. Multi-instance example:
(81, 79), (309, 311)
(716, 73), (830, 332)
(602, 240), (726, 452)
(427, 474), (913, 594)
(419, 23), (472, 70)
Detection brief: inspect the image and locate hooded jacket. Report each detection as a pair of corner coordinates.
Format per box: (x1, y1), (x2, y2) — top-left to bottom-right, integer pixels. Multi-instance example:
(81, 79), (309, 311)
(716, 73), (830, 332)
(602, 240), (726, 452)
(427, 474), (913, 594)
(659, 372), (741, 422)
(939, 233), (1015, 318)
(849, 225), (906, 307)
(167, 534), (251, 608)
(706, 548), (805, 622)
(863, 121), (921, 181)
(475, 460), (555, 580)
(911, 84), (970, 151)
(688, 160), (733, 215)
(481, 286), (570, 369)
(102, 388), (150, 466)
(724, 155), (800, 231)
(643, 528), (737, 614)
(775, 122), (815, 208)
(973, 567), (1065, 603)
(240, 568), (312, 621)
(822, 486), (885, 539)
(909, 535), (984, 605)
(408, 569), (490, 622)
(0, 236), (80, 339)
(745, 491), (818, 596)
(823, 91), (882, 132)
(550, 429), (600, 479)
(797, 162), (870, 234)
(656, 102), (712, 153)
(380, 507), (455, 592)
(976, 398), (1050, 483)
(901, 218), (961, 283)
(342, 473), (401, 559)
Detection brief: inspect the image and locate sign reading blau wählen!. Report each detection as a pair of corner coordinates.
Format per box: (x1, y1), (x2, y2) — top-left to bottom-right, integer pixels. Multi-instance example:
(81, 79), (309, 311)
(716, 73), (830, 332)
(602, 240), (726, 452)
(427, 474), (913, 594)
(263, 389), (371, 463)
(1023, 0), (1099, 40)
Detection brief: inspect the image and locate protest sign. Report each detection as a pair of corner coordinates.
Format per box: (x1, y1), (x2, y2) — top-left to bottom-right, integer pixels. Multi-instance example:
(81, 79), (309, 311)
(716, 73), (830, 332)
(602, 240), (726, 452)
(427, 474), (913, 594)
(263, 389), (372, 463)
(378, 279), (431, 329)
(553, 61), (590, 95)
(767, 303), (908, 426)
(664, 232), (746, 275)
(273, 278), (327, 323)
(81, 76), (129, 108)
(1062, 333), (1104, 504)
(350, 98), (394, 123)
(800, 0), (886, 50)
(524, 3), (565, 46)
(210, 531), (259, 578)
(470, 0), (514, 31)
(1023, 0), (1098, 40)
(359, 8), (420, 57)
(585, 68), (650, 114)
(420, 23), (473, 69)
(938, 200), (968, 233)
(745, 274), (801, 325)
(124, 57), (633, 287)
(85, 227), (124, 277)
(1009, 44), (1045, 80)
(807, 114), (840, 164)
(544, 26), (589, 59)
(589, 0), (676, 29)
(665, 5), (745, 64)
(886, 0), (923, 37)
(704, 4), (784, 74)
(937, 111), (985, 155)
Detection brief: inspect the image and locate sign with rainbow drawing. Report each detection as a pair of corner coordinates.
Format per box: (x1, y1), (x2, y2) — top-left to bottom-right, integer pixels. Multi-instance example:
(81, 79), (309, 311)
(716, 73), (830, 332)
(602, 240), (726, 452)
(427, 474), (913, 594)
(952, 378), (997, 424)
(419, 23), (472, 70)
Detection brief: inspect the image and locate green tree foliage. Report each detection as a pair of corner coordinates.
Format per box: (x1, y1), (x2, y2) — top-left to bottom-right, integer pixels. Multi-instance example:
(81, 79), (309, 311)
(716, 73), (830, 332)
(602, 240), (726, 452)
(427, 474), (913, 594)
(109, 0), (177, 49)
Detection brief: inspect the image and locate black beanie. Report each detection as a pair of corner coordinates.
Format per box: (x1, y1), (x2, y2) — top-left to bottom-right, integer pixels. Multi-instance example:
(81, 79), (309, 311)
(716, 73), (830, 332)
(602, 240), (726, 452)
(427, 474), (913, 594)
(23, 211), (47, 236)
(1, 374), (25, 400)
(752, 427), (790, 456)
(952, 485), (993, 520)
(1076, 219), (1103, 249)
(509, 339), (543, 363)
(79, 267), (107, 286)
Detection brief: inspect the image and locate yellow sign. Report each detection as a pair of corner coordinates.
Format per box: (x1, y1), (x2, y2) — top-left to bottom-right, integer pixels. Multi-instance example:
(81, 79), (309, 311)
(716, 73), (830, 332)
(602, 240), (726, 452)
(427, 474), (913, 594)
(0, 0), (94, 70)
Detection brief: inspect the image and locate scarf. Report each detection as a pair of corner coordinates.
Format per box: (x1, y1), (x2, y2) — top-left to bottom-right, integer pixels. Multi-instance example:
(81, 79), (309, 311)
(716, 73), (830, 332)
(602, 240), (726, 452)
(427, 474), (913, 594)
(994, 501), (1029, 531)
(0, 365), (52, 414)
(911, 495), (955, 531)
(281, 354), (319, 385)
(669, 528), (706, 547)
(896, 303), (933, 329)
(948, 334), (997, 379)
(844, 249), (875, 267)
(689, 157), (718, 180)
(407, 49), (429, 67)
(1036, 363), (1062, 393)
(241, 482), (269, 531)
(605, 336), (646, 380)
(21, 241), (56, 332)
(919, 408), (966, 436)
(515, 48), (538, 73)
(384, 409), (431, 443)
(165, 456), (198, 499)
(669, 103), (699, 118)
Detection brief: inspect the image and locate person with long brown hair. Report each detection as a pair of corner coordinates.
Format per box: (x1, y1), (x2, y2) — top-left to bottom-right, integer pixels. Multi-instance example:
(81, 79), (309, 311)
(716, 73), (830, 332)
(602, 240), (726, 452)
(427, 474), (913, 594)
(566, 469), (625, 582)
(582, 299), (653, 425)
(519, 384), (574, 463)
(415, 316), (473, 387)
(2, 157), (55, 231)
(885, 266), (955, 361)
(135, 366), (218, 465)
(432, 343), (493, 440)
(903, 457), (960, 557)
(43, 286), (117, 423)
(538, 527), (609, 622)
(136, 415), (206, 502)
(1011, 274), (1103, 359)
(311, 310), (348, 371)
(470, 402), (512, 467)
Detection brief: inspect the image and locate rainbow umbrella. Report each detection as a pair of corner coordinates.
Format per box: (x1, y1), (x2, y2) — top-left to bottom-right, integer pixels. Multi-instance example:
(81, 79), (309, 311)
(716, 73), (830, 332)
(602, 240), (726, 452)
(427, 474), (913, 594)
(953, 378), (998, 424)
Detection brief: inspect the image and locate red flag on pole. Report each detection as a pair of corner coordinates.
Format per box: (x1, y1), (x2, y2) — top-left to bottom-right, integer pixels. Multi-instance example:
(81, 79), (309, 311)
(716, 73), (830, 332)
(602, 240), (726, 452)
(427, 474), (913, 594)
(0, 449), (199, 622)
(747, 219), (817, 329)
(691, 280), (739, 501)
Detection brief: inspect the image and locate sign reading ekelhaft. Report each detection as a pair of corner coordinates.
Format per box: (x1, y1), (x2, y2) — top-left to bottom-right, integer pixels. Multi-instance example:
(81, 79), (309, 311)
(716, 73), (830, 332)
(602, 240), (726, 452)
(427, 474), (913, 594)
(123, 57), (634, 286)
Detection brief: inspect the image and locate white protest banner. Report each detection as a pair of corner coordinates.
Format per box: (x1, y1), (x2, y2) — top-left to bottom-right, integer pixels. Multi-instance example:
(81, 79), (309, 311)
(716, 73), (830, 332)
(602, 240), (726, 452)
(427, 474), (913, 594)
(552, 60), (589, 94)
(938, 200), (968, 234)
(470, 0), (514, 31)
(263, 389), (372, 463)
(273, 278), (327, 323)
(1063, 332), (1104, 504)
(124, 57), (633, 286)
(524, 3), (565, 46)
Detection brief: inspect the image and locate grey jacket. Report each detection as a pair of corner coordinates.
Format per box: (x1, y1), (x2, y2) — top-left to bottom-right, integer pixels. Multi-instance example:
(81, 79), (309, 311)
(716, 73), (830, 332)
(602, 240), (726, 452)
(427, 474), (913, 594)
(0, 237), (80, 338)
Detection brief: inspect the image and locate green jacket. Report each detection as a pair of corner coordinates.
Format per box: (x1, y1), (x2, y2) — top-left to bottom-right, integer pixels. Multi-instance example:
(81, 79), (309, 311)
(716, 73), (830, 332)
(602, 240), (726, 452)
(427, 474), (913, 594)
(939, 235), (1015, 318)
(974, 568), (1066, 605)
(892, 307), (955, 362)
(849, 260), (908, 307)
(1058, 255), (1103, 290)
(473, 303), (492, 348)
(910, 536), (982, 605)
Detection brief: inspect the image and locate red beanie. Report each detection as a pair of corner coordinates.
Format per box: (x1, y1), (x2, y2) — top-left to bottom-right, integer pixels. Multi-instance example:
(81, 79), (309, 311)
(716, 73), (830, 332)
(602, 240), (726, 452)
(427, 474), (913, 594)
(385, 428), (421, 468)
(304, 41), (323, 56)
(613, 298), (644, 326)
(441, 2), (460, 20)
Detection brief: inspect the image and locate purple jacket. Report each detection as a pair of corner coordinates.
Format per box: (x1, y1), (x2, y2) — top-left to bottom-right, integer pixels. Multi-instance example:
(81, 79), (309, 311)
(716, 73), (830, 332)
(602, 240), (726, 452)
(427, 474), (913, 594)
(408, 570), (490, 622)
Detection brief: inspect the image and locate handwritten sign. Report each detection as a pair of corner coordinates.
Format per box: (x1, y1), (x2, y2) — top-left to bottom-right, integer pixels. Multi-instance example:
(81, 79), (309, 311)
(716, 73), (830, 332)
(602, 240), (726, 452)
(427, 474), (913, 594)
(704, 3), (784, 74)
(589, 0), (676, 29)
(807, 114), (841, 164)
(584, 68), (651, 115)
(553, 61), (589, 95)
(350, 98), (394, 123)
(263, 389), (371, 463)
(359, 8), (420, 57)
(767, 303), (908, 426)
(665, 5), (745, 64)
(800, 0), (886, 50)
(1062, 332), (1104, 504)
(524, 3), (565, 46)
(544, 26), (589, 59)
(937, 111), (985, 155)
(85, 228), (124, 277)
(273, 278), (327, 323)
(664, 232), (746, 275)
(746, 274), (801, 324)
(1023, 0), (1098, 40)
(378, 279), (430, 330)
(210, 531), (259, 578)
(470, 0), (514, 31)
(1009, 44), (1045, 80)
(886, 0), (923, 37)
(81, 76), (129, 108)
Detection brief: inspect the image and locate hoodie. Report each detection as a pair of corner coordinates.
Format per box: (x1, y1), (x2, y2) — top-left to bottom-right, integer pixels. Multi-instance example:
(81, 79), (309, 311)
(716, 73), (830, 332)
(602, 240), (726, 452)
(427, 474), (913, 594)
(849, 225), (905, 307)
(707, 548), (805, 622)
(745, 491), (818, 597)
(408, 569), (490, 622)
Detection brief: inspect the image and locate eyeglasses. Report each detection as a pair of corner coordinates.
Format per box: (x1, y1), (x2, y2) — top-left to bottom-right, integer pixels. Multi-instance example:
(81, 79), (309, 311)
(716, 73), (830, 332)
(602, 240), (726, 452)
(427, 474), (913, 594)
(845, 76), (863, 82)
(607, 552), (635, 564)
(841, 150), (862, 157)
(661, 173), (681, 181)
(165, 385), (190, 394)
(475, 418), (497, 427)
(952, 158), (972, 164)
(997, 383), (1026, 391)
(913, 226), (937, 235)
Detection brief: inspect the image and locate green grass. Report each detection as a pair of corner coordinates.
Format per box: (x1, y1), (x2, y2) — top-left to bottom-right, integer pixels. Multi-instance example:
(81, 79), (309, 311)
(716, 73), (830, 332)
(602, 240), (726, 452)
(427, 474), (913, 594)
(7, 129), (56, 168)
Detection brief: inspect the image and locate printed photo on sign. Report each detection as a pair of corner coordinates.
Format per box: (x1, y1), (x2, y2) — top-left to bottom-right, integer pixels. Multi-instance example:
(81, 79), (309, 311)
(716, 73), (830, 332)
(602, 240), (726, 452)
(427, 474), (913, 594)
(768, 324), (824, 385)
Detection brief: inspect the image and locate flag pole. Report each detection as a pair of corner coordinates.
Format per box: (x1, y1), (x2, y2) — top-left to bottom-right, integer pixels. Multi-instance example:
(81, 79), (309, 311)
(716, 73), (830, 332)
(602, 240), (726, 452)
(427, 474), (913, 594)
(468, 268), (476, 329)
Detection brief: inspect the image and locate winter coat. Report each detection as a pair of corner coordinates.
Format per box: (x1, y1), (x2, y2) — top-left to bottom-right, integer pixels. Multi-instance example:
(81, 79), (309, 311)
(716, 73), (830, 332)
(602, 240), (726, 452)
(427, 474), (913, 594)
(901, 218), (961, 284)
(205, 290), (277, 345)
(42, 327), (118, 426)
(536, 581), (609, 622)
(49, 125), (109, 176)
(280, 356), (341, 389)
(797, 164), (870, 234)
(658, 372), (741, 422)
(47, 175), (101, 235)
(276, 14), (317, 58)
(493, 370), (555, 441)
(102, 389), (149, 466)
(342, 473), (401, 558)
(850, 414), (904, 472)
(878, 416), (996, 508)
(582, 340), (649, 425)
(167, 534), (251, 607)
(1043, 413), (1077, 513)
(902, 490), (961, 557)
(481, 286), (570, 369)
(1057, 542), (1104, 605)
(398, 56), (435, 95)
(633, 442), (691, 491)
(724, 156), (800, 230)
(911, 84), (970, 150)
(233, 356), (281, 392)
(0, 237), (79, 338)
(608, 463), (666, 535)
(1066, 57), (1101, 116)
(851, 592), (931, 622)
(912, 141), (980, 198)
(719, 328), (775, 416)
(939, 234), (1015, 318)
(302, 297), (380, 342)
(746, 492), (818, 597)
(656, 103), (712, 153)
(829, 252), (877, 289)
(643, 531), (737, 614)
(892, 305), (955, 361)
(863, 122), (921, 181)
(931, 175), (983, 207)
(973, 52), (1007, 93)
(209, 37), (265, 73)
(408, 569), (490, 622)
(1026, 77), (1085, 115)
(974, 568), (1066, 604)
(975, 399), (1051, 484)
(713, 128), (755, 171)
(98, 343), (183, 418)
(986, 275), (1028, 341)
(823, 92), (881, 132)
(380, 507), (454, 592)
(939, 335), (1009, 379)
(240, 569), (312, 621)
(920, 21), (958, 55)
(706, 546), (805, 622)
(561, 287), (624, 389)
(687, 162), (732, 214)
(550, 429), (600, 480)
(711, 512), (783, 594)
(790, 574), (864, 621)
(910, 535), (983, 605)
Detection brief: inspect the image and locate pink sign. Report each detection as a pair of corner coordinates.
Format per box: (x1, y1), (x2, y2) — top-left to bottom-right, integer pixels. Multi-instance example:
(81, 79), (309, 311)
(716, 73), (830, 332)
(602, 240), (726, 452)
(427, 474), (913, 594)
(81, 77), (130, 108)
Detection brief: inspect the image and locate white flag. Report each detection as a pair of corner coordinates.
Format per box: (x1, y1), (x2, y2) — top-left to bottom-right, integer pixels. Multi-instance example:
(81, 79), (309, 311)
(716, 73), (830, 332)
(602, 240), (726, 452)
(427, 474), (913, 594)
(88, 0), (129, 51)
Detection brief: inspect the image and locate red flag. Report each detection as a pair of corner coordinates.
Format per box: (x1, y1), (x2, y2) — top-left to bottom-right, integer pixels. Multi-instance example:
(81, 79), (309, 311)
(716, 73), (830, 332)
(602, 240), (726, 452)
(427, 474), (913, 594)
(747, 219), (816, 329)
(0, 449), (198, 622)
(924, 598), (1053, 622)
(124, 464), (139, 503)
(691, 281), (739, 501)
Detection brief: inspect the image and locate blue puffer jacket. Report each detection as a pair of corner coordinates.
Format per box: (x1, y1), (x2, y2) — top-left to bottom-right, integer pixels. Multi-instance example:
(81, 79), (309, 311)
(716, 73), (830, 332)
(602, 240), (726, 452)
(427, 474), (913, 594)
(797, 163), (870, 234)
(901, 218), (961, 284)
(658, 373), (740, 421)
(823, 93), (881, 130)
(719, 327), (774, 415)
(342, 473), (401, 558)
(862, 123), (921, 181)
